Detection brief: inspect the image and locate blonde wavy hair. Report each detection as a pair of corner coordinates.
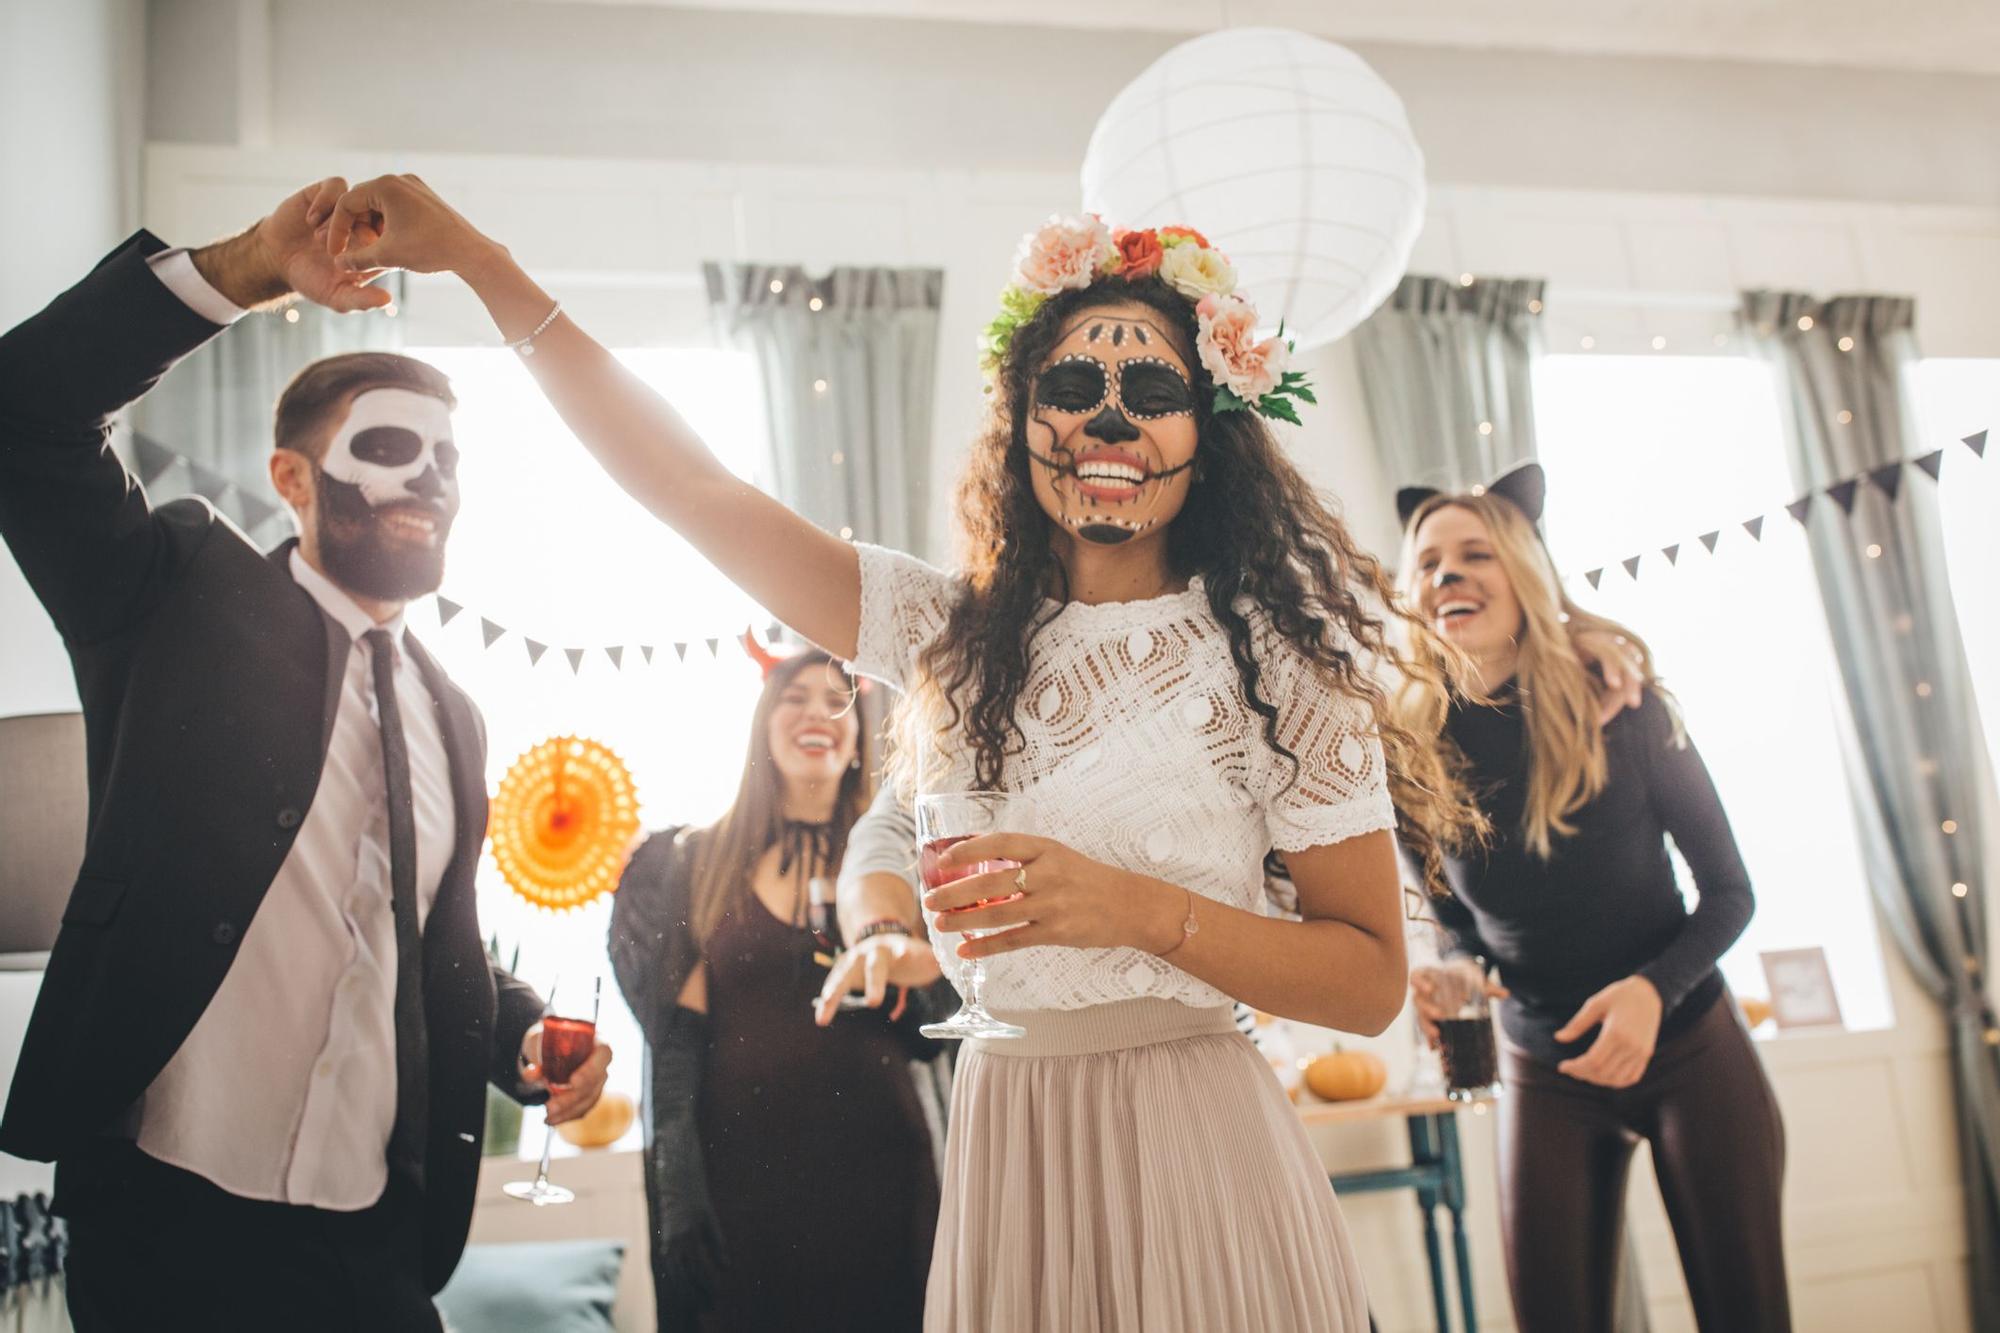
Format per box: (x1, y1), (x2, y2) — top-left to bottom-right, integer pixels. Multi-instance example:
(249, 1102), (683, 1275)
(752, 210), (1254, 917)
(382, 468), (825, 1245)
(1394, 491), (1675, 860)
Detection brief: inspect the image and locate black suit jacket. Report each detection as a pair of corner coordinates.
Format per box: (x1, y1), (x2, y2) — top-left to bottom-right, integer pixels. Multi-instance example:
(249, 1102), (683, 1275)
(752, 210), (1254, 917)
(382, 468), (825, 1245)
(0, 231), (543, 1292)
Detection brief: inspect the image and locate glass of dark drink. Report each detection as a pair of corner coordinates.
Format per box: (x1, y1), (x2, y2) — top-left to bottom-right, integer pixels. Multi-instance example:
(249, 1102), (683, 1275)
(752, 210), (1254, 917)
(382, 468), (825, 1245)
(915, 791), (1028, 1040)
(505, 978), (601, 1206)
(1436, 966), (1501, 1101)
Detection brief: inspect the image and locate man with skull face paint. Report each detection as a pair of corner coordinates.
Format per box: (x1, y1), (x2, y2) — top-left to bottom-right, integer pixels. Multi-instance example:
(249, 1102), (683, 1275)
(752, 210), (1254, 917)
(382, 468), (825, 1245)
(311, 384), (463, 600)
(0, 179), (607, 1331)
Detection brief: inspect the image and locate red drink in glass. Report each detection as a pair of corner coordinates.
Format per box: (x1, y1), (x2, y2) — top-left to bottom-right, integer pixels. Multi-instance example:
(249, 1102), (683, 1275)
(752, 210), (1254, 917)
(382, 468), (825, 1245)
(539, 1016), (596, 1090)
(915, 793), (1028, 1040)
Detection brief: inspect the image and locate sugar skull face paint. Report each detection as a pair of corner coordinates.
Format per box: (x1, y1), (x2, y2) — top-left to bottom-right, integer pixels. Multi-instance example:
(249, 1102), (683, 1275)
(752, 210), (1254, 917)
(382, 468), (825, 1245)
(313, 387), (461, 600)
(1024, 302), (1199, 546)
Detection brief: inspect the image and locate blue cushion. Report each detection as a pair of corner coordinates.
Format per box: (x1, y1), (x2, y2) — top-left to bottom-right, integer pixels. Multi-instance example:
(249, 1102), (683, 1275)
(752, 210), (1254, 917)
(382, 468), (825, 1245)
(434, 1238), (625, 1333)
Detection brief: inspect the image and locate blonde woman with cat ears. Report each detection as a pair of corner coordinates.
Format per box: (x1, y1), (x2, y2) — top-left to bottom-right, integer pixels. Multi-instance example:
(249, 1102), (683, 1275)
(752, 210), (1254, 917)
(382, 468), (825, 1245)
(1397, 464), (1790, 1333)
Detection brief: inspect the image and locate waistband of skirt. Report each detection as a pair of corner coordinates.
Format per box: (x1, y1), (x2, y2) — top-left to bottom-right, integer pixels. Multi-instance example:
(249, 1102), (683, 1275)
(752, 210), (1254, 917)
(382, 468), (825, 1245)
(969, 998), (1239, 1058)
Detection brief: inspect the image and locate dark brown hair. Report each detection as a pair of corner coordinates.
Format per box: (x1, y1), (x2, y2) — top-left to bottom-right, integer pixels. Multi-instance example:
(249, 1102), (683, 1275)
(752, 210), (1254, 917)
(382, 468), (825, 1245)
(915, 277), (1485, 889)
(273, 352), (455, 458)
(687, 651), (878, 944)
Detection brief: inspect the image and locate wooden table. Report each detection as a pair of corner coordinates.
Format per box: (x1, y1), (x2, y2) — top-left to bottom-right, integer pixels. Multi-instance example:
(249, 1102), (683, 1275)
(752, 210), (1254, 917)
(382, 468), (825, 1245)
(1297, 1091), (1495, 1333)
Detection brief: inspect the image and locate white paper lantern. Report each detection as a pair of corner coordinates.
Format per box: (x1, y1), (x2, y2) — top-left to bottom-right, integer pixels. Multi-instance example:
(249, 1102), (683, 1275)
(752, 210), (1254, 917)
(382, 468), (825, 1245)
(1082, 28), (1426, 352)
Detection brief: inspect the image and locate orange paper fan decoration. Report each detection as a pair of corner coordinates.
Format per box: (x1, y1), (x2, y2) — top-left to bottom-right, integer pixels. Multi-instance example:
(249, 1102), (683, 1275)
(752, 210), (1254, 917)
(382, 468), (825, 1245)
(490, 735), (641, 912)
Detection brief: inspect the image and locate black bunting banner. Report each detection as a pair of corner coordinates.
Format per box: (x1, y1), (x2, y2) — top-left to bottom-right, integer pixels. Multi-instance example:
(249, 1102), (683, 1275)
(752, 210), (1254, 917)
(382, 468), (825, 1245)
(1569, 425), (1989, 593)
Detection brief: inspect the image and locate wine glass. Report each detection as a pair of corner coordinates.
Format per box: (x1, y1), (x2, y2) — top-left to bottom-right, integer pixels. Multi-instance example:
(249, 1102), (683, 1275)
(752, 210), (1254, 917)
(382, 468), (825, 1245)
(505, 977), (600, 1206)
(916, 791), (1028, 1040)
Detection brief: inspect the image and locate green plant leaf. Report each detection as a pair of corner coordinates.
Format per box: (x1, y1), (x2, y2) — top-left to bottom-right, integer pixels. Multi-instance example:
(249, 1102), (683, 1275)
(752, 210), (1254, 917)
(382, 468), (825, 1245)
(1259, 396), (1303, 426)
(1214, 385), (1251, 414)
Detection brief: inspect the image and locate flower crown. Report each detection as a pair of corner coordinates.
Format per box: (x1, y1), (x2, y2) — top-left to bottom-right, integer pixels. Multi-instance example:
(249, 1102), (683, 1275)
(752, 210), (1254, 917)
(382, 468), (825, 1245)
(980, 216), (1317, 425)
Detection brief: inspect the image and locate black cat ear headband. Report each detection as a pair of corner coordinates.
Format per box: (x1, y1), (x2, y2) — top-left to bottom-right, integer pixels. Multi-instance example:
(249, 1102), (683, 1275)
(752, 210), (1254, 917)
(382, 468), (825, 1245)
(1395, 461), (1547, 530)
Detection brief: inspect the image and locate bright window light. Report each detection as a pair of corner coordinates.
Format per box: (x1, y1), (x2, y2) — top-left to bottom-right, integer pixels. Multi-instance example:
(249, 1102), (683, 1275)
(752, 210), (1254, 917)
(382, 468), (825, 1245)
(1912, 359), (2000, 780)
(408, 346), (775, 1153)
(1534, 354), (1893, 1031)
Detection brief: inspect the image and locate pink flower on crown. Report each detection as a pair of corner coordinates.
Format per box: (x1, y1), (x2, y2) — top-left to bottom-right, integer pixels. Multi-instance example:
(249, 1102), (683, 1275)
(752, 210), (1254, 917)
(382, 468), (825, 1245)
(1014, 215), (1115, 295)
(1196, 293), (1289, 403)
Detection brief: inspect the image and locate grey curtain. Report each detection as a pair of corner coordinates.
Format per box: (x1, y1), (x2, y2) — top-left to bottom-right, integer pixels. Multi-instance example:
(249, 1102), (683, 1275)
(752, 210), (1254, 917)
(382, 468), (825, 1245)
(703, 262), (941, 556)
(1741, 291), (1999, 1329)
(1350, 274), (1546, 491)
(125, 284), (405, 545)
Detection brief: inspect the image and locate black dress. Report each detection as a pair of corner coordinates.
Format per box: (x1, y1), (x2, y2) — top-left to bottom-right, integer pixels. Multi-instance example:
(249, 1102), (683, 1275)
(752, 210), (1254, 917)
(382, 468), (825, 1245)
(698, 899), (939, 1332)
(609, 828), (946, 1333)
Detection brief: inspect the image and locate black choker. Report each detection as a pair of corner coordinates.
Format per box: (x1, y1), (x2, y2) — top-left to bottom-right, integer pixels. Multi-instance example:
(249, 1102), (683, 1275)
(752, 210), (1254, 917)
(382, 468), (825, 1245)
(776, 819), (835, 880)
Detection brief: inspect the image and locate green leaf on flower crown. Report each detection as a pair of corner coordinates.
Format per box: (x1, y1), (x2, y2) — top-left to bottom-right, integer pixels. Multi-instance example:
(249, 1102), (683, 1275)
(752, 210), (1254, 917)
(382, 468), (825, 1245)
(1213, 385), (1252, 415)
(1291, 384), (1318, 405)
(1258, 395), (1304, 426)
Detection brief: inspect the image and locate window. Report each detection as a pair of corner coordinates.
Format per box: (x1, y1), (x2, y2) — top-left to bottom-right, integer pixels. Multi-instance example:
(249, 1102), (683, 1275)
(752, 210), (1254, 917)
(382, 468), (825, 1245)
(1533, 354), (1893, 1031)
(1912, 359), (2000, 778)
(409, 346), (772, 1154)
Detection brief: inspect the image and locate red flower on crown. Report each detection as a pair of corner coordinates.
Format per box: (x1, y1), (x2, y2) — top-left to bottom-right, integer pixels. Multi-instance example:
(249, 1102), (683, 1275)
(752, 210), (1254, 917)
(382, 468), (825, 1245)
(1114, 228), (1164, 279)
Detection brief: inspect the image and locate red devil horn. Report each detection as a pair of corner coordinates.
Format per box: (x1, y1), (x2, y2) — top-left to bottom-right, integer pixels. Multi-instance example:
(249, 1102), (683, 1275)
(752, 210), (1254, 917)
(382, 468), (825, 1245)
(740, 628), (785, 678)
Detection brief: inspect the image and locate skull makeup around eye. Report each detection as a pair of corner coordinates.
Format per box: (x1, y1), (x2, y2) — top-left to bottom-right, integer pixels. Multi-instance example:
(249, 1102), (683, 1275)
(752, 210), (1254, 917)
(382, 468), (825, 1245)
(322, 388), (460, 511)
(1022, 304), (1201, 546)
(310, 386), (461, 601)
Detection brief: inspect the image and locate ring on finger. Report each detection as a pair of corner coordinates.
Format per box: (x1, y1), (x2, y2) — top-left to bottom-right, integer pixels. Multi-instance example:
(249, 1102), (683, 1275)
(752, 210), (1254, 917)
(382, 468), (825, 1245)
(1014, 866), (1028, 893)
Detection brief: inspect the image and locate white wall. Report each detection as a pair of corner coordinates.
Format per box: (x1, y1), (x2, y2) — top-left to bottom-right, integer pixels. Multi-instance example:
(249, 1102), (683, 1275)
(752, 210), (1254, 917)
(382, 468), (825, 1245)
(143, 1), (2000, 209)
(0, 0), (146, 1203)
(0, 0), (146, 721)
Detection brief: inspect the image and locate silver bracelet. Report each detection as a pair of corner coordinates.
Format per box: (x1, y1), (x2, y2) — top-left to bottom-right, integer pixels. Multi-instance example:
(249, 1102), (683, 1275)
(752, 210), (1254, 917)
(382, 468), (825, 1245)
(506, 300), (563, 358)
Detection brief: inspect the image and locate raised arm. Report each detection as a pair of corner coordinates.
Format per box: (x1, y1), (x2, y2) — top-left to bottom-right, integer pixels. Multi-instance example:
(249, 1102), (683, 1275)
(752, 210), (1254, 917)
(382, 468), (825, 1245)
(322, 175), (863, 660)
(0, 178), (384, 645)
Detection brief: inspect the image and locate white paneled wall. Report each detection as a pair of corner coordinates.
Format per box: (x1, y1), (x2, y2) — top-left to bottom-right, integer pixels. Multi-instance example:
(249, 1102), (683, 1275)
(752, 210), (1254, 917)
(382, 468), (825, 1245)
(145, 142), (1994, 1332)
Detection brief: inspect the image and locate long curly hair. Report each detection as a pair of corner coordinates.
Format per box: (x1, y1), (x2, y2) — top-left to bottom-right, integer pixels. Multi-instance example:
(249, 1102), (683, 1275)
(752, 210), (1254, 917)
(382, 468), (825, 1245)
(909, 278), (1485, 889)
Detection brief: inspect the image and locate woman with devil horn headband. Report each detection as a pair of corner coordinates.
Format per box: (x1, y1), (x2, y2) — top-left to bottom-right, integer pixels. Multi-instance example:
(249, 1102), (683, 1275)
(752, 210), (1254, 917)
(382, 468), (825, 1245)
(329, 181), (1625, 1329)
(608, 636), (951, 1331)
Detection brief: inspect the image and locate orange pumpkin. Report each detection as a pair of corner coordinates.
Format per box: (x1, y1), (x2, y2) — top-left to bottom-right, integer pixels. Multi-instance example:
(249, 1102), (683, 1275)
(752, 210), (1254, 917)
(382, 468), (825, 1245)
(1304, 1048), (1388, 1102)
(554, 1090), (636, 1150)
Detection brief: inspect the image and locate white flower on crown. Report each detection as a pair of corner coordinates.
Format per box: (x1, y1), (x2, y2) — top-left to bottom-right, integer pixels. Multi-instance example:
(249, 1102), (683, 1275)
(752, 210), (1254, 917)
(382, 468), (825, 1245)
(1159, 244), (1237, 301)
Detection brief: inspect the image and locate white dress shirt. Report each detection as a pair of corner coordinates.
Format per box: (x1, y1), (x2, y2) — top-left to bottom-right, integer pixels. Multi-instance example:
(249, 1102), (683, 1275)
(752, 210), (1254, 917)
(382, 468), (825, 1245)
(130, 247), (460, 1209)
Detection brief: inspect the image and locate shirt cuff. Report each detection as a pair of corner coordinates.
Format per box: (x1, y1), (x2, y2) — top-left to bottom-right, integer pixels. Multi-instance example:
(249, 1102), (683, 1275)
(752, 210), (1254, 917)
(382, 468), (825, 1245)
(147, 248), (249, 326)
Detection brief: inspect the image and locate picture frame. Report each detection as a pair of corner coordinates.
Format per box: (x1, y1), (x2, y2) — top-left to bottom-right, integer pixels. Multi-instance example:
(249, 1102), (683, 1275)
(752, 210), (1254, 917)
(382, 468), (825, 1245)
(1759, 947), (1845, 1031)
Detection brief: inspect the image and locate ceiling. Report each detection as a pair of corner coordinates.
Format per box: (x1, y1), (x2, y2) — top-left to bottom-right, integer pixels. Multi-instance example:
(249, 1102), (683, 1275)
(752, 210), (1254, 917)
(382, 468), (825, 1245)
(536, 0), (2000, 76)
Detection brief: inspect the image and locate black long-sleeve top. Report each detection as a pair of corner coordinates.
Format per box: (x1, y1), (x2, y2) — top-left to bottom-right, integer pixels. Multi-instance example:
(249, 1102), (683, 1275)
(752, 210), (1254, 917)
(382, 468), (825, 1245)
(1430, 685), (1755, 1067)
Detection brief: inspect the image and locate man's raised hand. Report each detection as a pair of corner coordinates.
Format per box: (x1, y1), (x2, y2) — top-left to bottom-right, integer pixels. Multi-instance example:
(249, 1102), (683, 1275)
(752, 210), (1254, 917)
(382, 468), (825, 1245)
(189, 177), (392, 314)
(324, 174), (501, 280)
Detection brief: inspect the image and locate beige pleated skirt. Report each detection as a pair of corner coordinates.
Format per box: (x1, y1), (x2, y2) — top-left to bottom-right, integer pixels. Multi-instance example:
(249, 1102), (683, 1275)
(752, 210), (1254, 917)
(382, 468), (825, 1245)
(924, 999), (1370, 1332)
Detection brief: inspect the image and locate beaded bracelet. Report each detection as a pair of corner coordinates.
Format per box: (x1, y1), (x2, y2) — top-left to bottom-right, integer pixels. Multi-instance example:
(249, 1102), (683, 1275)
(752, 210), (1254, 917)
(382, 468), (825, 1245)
(852, 918), (915, 946)
(506, 300), (564, 358)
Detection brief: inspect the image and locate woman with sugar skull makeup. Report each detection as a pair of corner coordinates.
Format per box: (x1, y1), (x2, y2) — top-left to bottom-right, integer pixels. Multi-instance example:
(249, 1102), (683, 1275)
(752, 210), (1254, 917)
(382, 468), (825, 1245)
(325, 180), (1485, 1329)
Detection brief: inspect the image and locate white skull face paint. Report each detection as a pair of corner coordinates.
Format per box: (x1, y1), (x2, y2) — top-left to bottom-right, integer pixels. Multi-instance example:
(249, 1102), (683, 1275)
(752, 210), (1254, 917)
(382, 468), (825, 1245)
(1023, 302), (1200, 546)
(311, 387), (461, 601)
(322, 388), (461, 511)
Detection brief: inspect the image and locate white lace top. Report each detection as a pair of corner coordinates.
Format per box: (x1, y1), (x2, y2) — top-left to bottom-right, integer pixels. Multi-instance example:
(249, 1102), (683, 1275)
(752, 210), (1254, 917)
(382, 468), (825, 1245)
(853, 544), (1396, 1011)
